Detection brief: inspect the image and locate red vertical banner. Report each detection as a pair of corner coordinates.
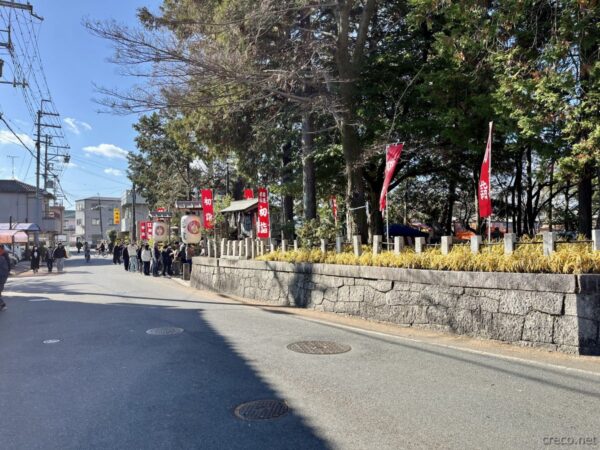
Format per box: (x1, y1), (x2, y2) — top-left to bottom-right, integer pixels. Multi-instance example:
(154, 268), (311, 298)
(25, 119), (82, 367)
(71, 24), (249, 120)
(146, 221), (153, 238)
(478, 122), (493, 218)
(140, 221), (147, 240)
(257, 188), (270, 239)
(330, 195), (338, 225)
(243, 189), (254, 199)
(379, 143), (404, 212)
(201, 189), (215, 229)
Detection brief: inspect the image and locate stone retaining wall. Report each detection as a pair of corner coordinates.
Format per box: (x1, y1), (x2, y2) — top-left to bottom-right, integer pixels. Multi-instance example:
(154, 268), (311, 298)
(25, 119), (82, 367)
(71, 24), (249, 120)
(191, 257), (600, 355)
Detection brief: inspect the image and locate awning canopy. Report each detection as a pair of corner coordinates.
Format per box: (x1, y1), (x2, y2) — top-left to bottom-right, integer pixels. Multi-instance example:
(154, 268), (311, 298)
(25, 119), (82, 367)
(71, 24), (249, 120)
(0, 223), (40, 232)
(220, 198), (259, 214)
(0, 230), (29, 244)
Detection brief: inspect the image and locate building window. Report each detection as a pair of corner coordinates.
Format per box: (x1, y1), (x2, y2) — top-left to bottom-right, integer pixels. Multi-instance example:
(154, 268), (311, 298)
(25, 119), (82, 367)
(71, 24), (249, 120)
(92, 219), (100, 226)
(76, 219), (82, 225)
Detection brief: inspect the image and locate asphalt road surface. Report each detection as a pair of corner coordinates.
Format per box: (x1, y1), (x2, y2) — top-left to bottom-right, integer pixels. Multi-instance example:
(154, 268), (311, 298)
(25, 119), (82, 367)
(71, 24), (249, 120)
(1, 254), (599, 450)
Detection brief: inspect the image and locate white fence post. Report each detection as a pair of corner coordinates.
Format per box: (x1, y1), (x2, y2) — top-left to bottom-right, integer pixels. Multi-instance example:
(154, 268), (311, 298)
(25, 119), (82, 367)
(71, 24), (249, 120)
(415, 237), (425, 254)
(504, 233), (516, 255)
(592, 230), (600, 251)
(441, 236), (453, 255)
(543, 231), (556, 256)
(394, 236), (403, 254)
(373, 235), (382, 255)
(470, 235), (482, 254)
(353, 235), (362, 257)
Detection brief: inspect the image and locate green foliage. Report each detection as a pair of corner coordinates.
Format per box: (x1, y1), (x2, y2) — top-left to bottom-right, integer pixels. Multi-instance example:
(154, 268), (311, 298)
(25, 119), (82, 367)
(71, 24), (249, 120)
(106, 229), (117, 244)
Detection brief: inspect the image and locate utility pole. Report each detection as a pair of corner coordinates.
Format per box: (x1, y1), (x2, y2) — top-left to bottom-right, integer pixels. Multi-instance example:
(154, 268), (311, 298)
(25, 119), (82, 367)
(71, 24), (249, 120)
(6, 155), (17, 178)
(43, 135), (49, 189)
(98, 195), (103, 240)
(131, 184), (137, 242)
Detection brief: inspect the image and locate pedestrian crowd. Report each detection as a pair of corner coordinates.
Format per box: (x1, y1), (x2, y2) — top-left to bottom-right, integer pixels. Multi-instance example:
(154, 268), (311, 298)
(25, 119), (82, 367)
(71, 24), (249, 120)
(101, 240), (198, 277)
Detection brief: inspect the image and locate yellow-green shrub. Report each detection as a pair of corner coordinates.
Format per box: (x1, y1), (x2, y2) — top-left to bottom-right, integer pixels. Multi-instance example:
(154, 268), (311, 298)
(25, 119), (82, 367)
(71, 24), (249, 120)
(257, 241), (600, 274)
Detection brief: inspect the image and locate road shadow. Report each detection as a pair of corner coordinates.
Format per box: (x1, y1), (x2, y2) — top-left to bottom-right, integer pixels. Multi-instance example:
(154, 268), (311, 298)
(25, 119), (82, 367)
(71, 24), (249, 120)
(0, 296), (330, 449)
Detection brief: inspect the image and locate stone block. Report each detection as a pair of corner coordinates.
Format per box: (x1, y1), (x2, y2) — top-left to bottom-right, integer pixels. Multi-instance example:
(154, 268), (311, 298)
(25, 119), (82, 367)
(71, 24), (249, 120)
(492, 313), (524, 342)
(564, 294), (600, 320)
(448, 309), (473, 334)
(471, 310), (494, 338)
(522, 311), (554, 343)
(554, 316), (598, 347)
(373, 235), (382, 255)
(498, 291), (564, 316)
(336, 237), (343, 253)
(543, 231), (556, 256)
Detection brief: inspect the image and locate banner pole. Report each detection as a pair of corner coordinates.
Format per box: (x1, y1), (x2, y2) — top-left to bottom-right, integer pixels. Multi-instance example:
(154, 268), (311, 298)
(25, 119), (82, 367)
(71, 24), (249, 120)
(386, 192), (389, 250)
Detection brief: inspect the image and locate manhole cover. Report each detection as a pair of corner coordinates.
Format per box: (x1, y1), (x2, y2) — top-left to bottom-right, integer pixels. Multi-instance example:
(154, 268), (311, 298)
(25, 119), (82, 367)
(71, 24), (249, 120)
(287, 341), (351, 355)
(43, 339), (60, 344)
(146, 327), (184, 336)
(234, 400), (289, 421)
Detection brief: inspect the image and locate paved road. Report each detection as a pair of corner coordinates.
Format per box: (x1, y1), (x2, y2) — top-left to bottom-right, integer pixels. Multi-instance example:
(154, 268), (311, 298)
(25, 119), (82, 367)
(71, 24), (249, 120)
(1, 254), (599, 450)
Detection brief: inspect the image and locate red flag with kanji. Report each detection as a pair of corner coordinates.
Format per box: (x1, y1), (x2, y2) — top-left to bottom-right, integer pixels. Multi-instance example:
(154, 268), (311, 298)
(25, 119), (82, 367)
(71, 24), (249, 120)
(243, 189), (254, 199)
(201, 189), (214, 229)
(257, 188), (270, 239)
(478, 122), (493, 218)
(330, 196), (338, 224)
(379, 143), (403, 212)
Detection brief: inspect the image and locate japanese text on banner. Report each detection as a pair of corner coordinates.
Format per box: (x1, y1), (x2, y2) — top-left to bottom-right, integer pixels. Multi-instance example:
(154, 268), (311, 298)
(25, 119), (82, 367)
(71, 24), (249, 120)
(201, 189), (215, 230)
(257, 188), (270, 239)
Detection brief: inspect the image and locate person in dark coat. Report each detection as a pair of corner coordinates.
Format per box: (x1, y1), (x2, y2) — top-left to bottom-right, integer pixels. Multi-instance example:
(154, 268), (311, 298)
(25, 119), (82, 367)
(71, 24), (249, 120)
(136, 246), (143, 273)
(30, 246), (41, 273)
(46, 246), (55, 272)
(0, 244), (10, 310)
(123, 245), (130, 271)
(161, 245), (173, 277)
(53, 243), (67, 273)
(113, 242), (122, 265)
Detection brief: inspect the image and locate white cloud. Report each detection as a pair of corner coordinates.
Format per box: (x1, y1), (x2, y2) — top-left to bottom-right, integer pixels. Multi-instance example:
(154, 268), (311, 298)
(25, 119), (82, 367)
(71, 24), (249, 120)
(0, 129), (35, 149)
(83, 143), (129, 159)
(104, 168), (123, 177)
(64, 161), (78, 168)
(64, 117), (92, 135)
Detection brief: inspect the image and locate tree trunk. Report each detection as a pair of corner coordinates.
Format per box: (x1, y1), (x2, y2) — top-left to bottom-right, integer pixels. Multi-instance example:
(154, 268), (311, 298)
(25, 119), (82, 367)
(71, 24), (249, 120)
(342, 120), (368, 241)
(443, 178), (457, 235)
(515, 150), (523, 236)
(368, 187), (384, 238)
(281, 141), (295, 239)
(525, 146), (534, 236)
(578, 162), (594, 238)
(301, 111), (317, 221)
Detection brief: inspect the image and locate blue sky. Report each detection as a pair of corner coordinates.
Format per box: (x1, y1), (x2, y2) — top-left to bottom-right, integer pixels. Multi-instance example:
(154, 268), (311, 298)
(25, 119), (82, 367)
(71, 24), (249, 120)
(0, 0), (161, 206)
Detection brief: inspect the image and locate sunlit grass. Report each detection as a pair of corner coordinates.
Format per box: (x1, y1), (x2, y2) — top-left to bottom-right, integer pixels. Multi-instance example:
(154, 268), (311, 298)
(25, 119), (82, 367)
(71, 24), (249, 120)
(257, 239), (599, 274)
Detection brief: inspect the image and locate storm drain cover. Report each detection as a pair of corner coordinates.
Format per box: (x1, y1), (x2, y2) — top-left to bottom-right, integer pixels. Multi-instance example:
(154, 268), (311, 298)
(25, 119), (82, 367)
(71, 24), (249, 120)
(234, 400), (289, 421)
(146, 327), (184, 336)
(287, 341), (351, 355)
(43, 339), (60, 344)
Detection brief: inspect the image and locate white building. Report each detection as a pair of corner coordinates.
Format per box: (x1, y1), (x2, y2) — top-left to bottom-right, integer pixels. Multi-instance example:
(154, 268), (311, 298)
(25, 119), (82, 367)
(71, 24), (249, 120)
(75, 196), (121, 244)
(121, 189), (149, 237)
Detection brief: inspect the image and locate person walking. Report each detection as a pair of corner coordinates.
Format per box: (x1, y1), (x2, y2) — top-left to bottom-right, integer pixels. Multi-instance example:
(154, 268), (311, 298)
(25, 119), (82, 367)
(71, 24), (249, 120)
(141, 244), (152, 276)
(123, 244), (130, 271)
(45, 246), (55, 272)
(161, 245), (173, 277)
(84, 242), (91, 263)
(0, 244), (10, 311)
(76, 241), (82, 254)
(30, 246), (41, 274)
(53, 243), (68, 273)
(152, 243), (161, 277)
(99, 241), (106, 257)
(137, 243), (144, 273)
(113, 242), (122, 265)
(127, 241), (138, 272)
